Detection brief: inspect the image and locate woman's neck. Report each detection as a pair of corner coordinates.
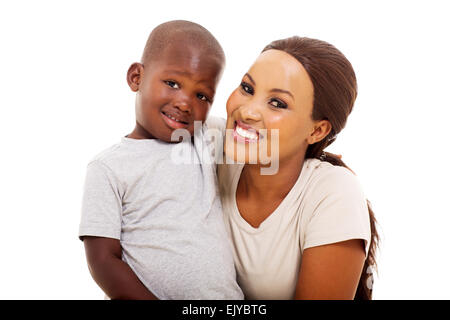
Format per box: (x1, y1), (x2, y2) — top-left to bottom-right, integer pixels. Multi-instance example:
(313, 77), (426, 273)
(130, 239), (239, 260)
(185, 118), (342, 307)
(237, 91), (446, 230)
(239, 153), (306, 201)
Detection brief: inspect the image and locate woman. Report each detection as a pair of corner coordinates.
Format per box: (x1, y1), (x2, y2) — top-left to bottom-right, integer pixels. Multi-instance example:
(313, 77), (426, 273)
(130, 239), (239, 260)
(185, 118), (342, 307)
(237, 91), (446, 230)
(215, 36), (379, 300)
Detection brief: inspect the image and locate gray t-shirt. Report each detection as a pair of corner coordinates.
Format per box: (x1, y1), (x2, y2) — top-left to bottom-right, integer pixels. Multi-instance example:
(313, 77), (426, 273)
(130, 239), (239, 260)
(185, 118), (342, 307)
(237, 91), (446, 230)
(79, 123), (243, 300)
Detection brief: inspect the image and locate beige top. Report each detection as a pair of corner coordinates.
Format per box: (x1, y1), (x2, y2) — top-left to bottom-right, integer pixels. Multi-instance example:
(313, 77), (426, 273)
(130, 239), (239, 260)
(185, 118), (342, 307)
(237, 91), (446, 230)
(218, 158), (371, 300)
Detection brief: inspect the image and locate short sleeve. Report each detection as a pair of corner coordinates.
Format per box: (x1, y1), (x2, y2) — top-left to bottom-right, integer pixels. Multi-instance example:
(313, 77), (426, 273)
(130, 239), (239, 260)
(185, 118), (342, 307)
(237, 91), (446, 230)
(303, 167), (371, 257)
(78, 160), (123, 241)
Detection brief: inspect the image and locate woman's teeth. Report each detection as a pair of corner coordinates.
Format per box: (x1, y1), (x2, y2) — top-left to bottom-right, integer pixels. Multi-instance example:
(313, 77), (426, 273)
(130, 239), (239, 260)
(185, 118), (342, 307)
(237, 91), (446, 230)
(236, 123), (258, 141)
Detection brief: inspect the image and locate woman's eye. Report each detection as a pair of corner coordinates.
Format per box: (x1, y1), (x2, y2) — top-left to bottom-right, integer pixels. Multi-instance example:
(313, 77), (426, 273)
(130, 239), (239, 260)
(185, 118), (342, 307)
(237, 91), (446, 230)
(269, 98), (287, 109)
(165, 80), (180, 89)
(240, 82), (254, 95)
(197, 93), (210, 102)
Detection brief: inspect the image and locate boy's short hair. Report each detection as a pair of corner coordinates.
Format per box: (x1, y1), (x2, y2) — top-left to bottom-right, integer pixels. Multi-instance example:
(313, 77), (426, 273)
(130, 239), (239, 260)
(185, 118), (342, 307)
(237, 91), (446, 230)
(141, 20), (225, 66)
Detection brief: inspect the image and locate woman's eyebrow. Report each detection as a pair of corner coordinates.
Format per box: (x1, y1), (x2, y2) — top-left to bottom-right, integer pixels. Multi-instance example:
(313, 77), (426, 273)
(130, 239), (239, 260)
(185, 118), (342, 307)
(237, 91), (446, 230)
(245, 73), (294, 100)
(245, 73), (256, 85)
(270, 88), (294, 101)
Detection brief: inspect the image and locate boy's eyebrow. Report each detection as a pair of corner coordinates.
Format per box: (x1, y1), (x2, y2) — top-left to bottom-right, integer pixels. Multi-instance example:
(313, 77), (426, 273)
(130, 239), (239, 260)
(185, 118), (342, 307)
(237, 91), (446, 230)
(245, 72), (294, 100)
(166, 69), (216, 94)
(165, 70), (192, 77)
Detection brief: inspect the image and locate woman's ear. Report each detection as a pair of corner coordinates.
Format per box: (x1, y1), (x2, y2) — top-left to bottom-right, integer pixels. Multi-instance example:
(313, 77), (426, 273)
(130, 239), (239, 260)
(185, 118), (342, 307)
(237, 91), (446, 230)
(307, 120), (332, 144)
(127, 62), (144, 92)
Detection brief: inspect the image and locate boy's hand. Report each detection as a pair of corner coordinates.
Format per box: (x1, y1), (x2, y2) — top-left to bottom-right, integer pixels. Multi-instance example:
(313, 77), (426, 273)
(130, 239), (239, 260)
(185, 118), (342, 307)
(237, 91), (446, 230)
(83, 236), (158, 300)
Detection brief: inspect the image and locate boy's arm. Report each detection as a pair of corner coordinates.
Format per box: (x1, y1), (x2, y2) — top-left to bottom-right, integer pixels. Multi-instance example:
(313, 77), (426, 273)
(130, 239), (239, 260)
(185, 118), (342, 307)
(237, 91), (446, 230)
(83, 236), (158, 300)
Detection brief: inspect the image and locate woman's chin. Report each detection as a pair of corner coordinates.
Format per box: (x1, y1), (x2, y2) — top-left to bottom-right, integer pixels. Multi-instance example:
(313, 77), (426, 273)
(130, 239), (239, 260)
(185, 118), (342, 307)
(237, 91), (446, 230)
(224, 138), (259, 164)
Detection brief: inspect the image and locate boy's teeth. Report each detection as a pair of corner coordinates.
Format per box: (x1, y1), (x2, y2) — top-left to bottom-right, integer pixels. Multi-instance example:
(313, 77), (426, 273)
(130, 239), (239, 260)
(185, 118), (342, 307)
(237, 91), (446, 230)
(236, 124), (258, 140)
(166, 114), (182, 123)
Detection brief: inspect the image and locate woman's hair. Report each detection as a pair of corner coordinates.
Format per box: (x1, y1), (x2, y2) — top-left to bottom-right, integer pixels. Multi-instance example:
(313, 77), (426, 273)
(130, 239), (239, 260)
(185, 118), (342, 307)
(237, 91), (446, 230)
(263, 36), (379, 300)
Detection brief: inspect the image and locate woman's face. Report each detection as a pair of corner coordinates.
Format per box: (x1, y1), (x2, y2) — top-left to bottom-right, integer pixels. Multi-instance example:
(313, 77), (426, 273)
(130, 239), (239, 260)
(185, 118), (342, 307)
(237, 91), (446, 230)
(225, 49), (330, 166)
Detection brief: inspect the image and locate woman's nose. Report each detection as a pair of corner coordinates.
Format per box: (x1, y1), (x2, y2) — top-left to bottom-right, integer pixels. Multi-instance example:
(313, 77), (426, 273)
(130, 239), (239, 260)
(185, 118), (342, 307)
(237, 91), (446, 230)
(240, 103), (262, 122)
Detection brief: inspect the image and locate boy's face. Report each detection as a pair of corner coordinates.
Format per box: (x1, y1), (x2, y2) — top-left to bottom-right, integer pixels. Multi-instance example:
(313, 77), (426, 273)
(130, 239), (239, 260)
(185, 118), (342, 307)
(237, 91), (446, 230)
(127, 44), (224, 142)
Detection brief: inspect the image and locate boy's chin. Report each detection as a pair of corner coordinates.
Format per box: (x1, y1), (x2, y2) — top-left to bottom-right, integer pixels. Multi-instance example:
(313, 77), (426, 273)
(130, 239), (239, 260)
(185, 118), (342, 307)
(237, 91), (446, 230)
(161, 127), (195, 143)
(164, 137), (186, 144)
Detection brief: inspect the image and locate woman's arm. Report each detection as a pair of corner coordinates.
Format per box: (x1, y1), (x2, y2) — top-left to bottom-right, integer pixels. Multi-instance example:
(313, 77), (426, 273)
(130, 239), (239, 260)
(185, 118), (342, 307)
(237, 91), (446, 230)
(83, 236), (158, 300)
(294, 239), (365, 300)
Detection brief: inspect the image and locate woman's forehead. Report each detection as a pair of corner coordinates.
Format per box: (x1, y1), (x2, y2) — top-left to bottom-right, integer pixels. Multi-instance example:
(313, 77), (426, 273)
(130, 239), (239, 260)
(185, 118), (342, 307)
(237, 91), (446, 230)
(248, 49), (314, 99)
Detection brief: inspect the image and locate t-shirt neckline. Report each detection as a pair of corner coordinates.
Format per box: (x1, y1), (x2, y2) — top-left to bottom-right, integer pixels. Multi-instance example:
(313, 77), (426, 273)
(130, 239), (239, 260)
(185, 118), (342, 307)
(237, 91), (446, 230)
(230, 159), (317, 233)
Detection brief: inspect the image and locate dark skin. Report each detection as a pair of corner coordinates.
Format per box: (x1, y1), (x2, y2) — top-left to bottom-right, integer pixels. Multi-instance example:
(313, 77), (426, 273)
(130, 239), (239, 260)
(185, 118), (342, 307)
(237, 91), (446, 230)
(83, 237), (157, 299)
(83, 41), (224, 300)
(226, 50), (364, 299)
(128, 42), (224, 141)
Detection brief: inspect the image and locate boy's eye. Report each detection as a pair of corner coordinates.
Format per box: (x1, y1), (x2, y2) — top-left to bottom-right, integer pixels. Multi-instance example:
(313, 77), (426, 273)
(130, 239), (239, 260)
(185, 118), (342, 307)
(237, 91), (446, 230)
(197, 93), (210, 102)
(240, 82), (254, 95)
(165, 80), (180, 89)
(269, 98), (288, 109)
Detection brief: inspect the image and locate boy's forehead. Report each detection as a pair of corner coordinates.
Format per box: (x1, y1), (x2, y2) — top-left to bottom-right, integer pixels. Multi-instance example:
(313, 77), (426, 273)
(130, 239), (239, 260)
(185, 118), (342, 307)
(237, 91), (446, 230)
(141, 21), (225, 72)
(150, 42), (223, 75)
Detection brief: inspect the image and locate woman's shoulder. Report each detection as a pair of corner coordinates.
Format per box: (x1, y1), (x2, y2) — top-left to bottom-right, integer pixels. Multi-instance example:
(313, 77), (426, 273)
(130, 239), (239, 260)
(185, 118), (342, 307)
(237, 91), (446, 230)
(300, 159), (371, 257)
(303, 158), (366, 201)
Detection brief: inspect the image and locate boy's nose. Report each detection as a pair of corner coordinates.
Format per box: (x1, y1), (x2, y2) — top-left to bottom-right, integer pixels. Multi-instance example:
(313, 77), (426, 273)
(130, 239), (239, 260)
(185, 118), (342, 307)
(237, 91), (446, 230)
(173, 93), (192, 114)
(174, 101), (191, 114)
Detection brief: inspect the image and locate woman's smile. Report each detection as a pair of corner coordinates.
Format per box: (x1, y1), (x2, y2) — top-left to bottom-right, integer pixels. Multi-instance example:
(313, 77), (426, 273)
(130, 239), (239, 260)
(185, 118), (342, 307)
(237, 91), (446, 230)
(233, 120), (260, 143)
(225, 49), (317, 165)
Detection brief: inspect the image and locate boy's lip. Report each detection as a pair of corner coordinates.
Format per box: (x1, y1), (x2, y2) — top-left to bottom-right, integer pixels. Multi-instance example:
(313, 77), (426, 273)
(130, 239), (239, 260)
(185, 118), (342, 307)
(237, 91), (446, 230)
(161, 110), (190, 130)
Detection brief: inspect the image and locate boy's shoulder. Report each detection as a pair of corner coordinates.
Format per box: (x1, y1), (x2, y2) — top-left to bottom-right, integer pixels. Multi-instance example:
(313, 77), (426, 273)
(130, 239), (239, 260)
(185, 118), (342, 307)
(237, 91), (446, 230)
(86, 137), (173, 180)
(85, 139), (146, 188)
(88, 140), (126, 168)
(87, 138), (142, 176)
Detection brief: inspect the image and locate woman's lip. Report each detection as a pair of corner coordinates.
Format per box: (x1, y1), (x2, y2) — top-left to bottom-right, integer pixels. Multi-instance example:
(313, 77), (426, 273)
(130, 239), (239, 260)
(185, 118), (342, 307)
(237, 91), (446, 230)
(161, 111), (189, 130)
(236, 120), (258, 133)
(233, 120), (261, 143)
(233, 129), (258, 143)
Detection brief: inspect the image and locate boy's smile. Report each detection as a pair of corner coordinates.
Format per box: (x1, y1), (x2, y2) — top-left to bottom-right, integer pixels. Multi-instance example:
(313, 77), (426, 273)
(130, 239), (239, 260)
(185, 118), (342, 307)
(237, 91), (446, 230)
(127, 41), (224, 142)
(161, 109), (190, 130)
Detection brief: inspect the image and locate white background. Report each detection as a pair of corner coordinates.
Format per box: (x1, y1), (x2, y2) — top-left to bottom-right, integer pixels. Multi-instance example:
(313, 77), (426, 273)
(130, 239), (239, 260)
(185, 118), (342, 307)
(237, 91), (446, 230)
(1, 0), (449, 299)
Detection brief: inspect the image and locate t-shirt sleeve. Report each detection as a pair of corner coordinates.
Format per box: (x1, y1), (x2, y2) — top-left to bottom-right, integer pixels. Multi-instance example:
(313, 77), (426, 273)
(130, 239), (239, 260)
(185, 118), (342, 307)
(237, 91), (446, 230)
(78, 160), (123, 241)
(303, 167), (371, 257)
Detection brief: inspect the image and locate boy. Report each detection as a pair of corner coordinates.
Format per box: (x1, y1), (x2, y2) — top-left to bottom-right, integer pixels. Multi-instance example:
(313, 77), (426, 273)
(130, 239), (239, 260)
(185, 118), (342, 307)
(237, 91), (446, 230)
(79, 20), (243, 300)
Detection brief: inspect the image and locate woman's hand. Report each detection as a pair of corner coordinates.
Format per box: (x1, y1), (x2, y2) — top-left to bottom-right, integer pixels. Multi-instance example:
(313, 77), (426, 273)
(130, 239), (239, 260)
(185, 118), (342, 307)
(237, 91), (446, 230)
(294, 239), (366, 300)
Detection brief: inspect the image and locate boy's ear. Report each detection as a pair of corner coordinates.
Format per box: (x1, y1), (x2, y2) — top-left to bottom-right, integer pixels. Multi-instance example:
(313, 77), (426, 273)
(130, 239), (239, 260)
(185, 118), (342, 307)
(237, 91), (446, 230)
(127, 62), (144, 92)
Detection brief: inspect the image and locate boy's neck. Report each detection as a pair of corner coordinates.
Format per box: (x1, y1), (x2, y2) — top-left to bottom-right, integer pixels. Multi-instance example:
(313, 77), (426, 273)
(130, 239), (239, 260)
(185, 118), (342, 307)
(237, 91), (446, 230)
(126, 123), (195, 144)
(127, 123), (155, 140)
